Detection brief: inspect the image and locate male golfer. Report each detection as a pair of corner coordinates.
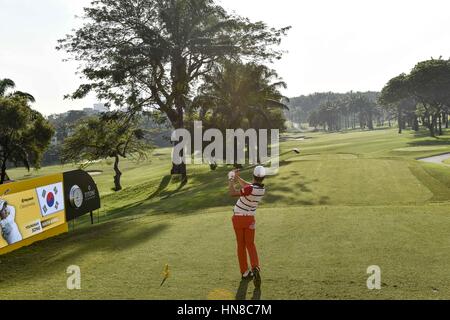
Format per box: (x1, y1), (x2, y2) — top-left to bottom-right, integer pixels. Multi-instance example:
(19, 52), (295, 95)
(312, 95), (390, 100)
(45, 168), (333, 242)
(228, 166), (266, 287)
(0, 200), (22, 245)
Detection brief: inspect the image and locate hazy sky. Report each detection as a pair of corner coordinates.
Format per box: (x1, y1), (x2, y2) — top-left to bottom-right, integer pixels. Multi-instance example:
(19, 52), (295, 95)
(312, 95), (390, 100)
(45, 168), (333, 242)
(1, 0), (449, 115)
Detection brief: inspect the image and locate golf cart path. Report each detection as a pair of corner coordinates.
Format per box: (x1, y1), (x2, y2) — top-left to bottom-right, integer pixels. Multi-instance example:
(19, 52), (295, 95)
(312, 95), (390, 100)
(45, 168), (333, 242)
(418, 153), (450, 165)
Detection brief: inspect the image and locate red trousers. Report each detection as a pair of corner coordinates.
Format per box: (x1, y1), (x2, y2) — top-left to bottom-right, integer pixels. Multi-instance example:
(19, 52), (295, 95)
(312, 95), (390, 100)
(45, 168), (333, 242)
(232, 215), (260, 274)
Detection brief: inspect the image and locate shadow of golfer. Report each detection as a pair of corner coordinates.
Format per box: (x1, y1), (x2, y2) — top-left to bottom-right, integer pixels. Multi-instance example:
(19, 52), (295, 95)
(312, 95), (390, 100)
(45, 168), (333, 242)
(235, 279), (250, 300)
(235, 279), (262, 300)
(251, 288), (261, 300)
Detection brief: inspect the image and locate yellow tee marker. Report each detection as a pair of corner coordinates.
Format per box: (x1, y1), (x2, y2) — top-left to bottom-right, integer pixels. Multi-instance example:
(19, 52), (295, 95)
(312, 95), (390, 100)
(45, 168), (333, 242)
(160, 264), (170, 287)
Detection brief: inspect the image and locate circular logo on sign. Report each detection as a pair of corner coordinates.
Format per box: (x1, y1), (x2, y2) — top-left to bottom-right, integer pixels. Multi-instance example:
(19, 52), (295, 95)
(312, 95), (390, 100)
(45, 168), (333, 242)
(69, 185), (84, 208)
(46, 192), (55, 207)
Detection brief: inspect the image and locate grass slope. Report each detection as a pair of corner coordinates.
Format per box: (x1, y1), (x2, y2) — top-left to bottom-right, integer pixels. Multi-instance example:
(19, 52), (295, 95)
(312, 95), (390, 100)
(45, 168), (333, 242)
(2, 128), (450, 300)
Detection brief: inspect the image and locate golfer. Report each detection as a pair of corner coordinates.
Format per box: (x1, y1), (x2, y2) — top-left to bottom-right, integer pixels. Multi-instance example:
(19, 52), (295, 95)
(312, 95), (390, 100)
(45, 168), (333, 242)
(0, 200), (22, 245)
(228, 166), (266, 287)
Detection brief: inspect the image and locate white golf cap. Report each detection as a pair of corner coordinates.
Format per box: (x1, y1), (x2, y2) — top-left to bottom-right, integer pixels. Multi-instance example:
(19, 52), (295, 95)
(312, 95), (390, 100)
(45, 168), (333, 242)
(253, 166), (266, 178)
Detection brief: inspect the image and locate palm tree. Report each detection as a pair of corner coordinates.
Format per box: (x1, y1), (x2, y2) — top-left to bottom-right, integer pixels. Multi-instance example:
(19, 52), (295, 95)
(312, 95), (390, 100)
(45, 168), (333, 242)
(0, 78), (35, 102)
(194, 61), (288, 164)
(196, 61), (288, 128)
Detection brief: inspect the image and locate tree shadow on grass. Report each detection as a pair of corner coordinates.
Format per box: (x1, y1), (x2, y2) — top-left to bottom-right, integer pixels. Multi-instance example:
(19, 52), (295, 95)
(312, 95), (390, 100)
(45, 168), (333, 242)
(104, 166), (321, 217)
(296, 181), (313, 193)
(148, 175), (172, 199)
(160, 178), (188, 200)
(92, 161), (320, 223)
(411, 129), (447, 138)
(101, 175), (190, 221)
(408, 139), (450, 147)
(319, 196), (330, 205)
(69, 222), (169, 253)
(147, 174), (190, 201)
(264, 193), (316, 206)
(0, 220), (170, 286)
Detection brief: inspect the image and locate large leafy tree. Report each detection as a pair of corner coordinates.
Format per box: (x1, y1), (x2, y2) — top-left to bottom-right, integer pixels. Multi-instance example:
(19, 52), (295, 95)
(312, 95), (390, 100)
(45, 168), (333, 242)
(0, 96), (54, 184)
(318, 101), (343, 132)
(57, 0), (290, 179)
(407, 58), (450, 136)
(348, 94), (375, 130)
(379, 73), (418, 134)
(62, 113), (152, 191)
(49, 110), (89, 142)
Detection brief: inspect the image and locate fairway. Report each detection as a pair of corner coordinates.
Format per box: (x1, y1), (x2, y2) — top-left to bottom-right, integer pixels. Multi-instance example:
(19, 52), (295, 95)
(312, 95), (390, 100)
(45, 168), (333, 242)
(2, 128), (450, 300)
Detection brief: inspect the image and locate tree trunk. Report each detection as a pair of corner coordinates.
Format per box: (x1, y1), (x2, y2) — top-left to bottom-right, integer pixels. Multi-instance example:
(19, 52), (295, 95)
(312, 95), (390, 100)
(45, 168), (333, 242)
(113, 155), (122, 191)
(398, 106), (403, 134)
(170, 111), (187, 182)
(434, 116), (438, 134)
(429, 115), (437, 137)
(171, 131), (187, 183)
(367, 111), (374, 130)
(170, 55), (188, 183)
(413, 116), (419, 131)
(0, 159), (7, 185)
(171, 153), (187, 181)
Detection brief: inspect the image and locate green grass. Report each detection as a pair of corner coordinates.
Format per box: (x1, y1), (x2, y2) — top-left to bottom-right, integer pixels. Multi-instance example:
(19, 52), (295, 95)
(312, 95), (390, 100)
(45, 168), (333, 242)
(2, 128), (450, 300)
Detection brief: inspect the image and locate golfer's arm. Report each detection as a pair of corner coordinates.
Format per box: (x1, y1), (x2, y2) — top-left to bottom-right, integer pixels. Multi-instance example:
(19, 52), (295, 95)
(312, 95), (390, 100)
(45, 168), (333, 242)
(228, 181), (241, 197)
(10, 207), (15, 219)
(237, 176), (251, 188)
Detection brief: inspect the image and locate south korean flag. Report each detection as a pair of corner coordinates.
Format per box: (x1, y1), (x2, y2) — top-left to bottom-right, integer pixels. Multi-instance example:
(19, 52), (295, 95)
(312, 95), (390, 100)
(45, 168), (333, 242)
(36, 182), (65, 217)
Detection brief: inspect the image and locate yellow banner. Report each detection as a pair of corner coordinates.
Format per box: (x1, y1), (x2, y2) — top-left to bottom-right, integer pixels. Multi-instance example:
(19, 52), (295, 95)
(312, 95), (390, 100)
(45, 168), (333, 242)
(0, 174), (68, 253)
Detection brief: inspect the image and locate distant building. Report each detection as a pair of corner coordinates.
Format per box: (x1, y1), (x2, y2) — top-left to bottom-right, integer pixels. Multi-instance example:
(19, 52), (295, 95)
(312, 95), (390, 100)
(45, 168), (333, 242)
(93, 103), (107, 113)
(81, 103), (107, 115)
(83, 107), (96, 115)
(47, 113), (64, 121)
(50, 135), (58, 146)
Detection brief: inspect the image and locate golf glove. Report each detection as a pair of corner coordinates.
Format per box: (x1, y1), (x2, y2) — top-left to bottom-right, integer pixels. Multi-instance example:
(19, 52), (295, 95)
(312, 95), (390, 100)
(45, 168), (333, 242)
(228, 171), (235, 181)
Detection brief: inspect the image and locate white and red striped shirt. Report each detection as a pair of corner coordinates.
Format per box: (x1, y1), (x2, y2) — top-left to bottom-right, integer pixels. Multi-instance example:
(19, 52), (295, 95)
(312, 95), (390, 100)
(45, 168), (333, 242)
(234, 183), (265, 216)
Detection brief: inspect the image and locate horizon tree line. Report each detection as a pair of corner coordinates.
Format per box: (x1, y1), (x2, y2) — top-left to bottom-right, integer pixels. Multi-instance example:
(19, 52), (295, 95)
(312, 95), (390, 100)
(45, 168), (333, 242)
(306, 92), (389, 132)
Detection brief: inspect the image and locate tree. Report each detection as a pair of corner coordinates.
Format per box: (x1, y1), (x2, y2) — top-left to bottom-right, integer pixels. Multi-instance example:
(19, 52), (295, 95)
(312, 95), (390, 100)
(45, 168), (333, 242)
(0, 78), (35, 102)
(193, 61), (288, 163)
(62, 113), (153, 191)
(408, 58), (450, 136)
(379, 74), (418, 134)
(308, 110), (320, 130)
(0, 96), (54, 184)
(195, 61), (288, 128)
(348, 94), (375, 130)
(57, 0), (290, 180)
(49, 110), (88, 142)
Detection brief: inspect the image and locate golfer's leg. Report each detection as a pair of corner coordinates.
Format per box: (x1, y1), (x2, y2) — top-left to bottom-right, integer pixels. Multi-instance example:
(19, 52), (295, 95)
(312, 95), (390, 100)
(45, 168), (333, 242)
(233, 219), (249, 274)
(244, 226), (260, 269)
